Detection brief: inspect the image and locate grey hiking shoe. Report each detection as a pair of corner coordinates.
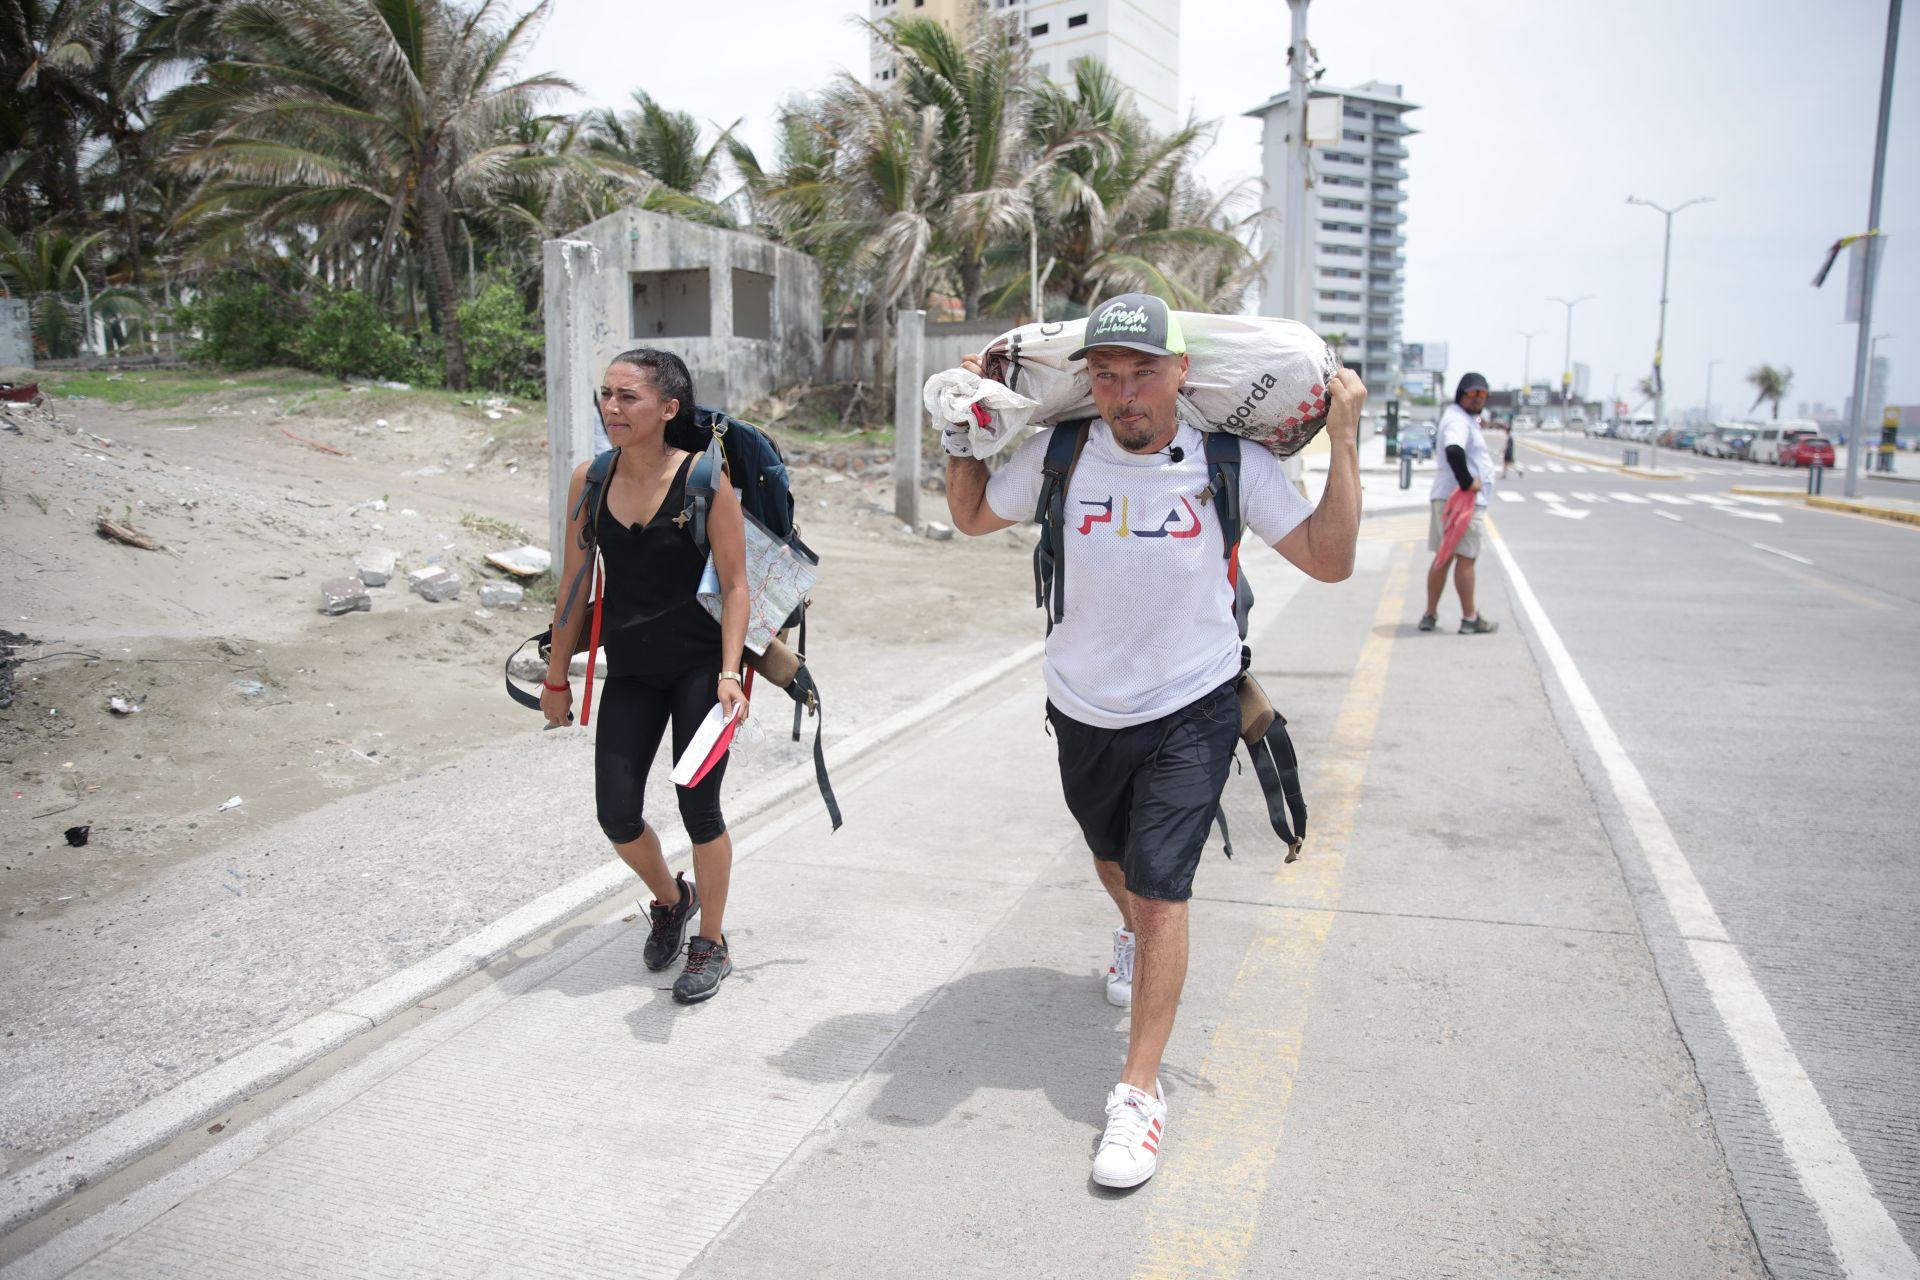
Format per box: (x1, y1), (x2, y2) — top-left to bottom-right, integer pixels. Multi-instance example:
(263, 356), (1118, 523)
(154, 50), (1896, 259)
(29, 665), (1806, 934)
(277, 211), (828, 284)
(643, 873), (698, 972)
(1418, 613), (1437, 631)
(1459, 616), (1499, 634)
(672, 936), (731, 1003)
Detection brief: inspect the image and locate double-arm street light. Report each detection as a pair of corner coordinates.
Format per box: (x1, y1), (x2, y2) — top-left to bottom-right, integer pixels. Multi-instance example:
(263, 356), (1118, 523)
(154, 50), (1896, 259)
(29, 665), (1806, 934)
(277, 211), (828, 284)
(1546, 297), (1593, 422)
(1627, 194), (1713, 472)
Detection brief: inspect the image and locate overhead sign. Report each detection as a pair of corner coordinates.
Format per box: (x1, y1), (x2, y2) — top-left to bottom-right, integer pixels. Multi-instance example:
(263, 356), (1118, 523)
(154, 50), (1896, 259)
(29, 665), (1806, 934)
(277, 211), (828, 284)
(1402, 342), (1449, 373)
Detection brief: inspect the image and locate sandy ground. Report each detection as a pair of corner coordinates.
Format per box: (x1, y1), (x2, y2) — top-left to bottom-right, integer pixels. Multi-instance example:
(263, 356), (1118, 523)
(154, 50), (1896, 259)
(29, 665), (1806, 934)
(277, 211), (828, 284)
(0, 378), (1039, 1166)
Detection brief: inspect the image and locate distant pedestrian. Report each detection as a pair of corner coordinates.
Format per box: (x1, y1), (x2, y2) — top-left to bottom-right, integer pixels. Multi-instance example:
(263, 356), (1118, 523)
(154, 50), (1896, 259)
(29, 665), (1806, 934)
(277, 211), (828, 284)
(944, 293), (1366, 1188)
(1420, 372), (1498, 634)
(1500, 421), (1522, 478)
(543, 349), (752, 1004)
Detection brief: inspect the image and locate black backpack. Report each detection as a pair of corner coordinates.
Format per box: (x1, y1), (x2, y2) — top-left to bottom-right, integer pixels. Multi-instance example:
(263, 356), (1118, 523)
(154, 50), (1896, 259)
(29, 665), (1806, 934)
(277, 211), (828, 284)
(1031, 422), (1307, 856)
(505, 406), (839, 829)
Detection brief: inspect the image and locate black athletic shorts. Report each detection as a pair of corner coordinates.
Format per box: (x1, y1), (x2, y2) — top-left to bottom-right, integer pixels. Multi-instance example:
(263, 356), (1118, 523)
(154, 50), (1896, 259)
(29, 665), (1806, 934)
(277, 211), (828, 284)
(1046, 679), (1239, 903)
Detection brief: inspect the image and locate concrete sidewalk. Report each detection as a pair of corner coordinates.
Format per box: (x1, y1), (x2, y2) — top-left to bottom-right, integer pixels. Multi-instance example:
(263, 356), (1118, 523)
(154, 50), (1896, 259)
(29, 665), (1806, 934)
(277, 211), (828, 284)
(3, 514), (1762, 1279)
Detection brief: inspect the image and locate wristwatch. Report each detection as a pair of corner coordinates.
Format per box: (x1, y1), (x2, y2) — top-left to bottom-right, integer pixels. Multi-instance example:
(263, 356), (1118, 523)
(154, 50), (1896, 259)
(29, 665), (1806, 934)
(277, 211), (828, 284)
(718, 671), (743, 685)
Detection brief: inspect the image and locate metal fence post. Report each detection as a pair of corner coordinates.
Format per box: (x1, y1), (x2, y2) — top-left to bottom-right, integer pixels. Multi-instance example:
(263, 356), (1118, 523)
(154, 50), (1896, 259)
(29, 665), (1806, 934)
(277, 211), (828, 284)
(894, 308), (926, 529)
(543, 239), (600, 568)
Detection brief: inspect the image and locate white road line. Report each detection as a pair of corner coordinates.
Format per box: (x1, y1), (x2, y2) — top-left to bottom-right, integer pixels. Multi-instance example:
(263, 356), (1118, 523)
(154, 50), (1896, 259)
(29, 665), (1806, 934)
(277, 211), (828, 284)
(1655, 511), (1684, 522)
(1647, 493), (1691, 506)
(1753, 542), (1814, 565)
(1534, 490), (1564, 503)
(1690, 493), (1736, 505)
(1730, 494), (1783, 507)
(1545, 462), (1567, 472)
(1497, 491), (1525, 503)
(1572, 492), (1606, 503)
(1488, 529), (1919, 1280)
(1609, 492), (1652, 504)
(1568, 463), (1592, 473)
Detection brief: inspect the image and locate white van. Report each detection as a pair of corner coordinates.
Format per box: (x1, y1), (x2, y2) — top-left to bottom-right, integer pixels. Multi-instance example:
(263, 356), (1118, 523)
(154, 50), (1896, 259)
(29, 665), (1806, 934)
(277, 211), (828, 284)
(1748, 418), (1820, 464)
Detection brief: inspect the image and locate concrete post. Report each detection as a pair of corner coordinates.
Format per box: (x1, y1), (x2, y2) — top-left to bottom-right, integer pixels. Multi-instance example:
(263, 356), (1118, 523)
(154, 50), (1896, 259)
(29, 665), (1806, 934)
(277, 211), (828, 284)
(894, 308), (926, 528)
(543, 239), (600, 568)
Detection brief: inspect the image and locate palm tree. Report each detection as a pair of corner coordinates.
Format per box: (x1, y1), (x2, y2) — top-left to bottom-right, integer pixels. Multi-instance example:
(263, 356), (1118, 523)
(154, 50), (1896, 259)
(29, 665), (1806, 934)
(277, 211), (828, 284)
(1633, 375), (1657, 409)
(875, 14), (1051, 321)
(158, 0), (569, 389)
(586, 89), (737, 227)
(1747, 363), (1793, 420)
(1017, 61), (1252, 314)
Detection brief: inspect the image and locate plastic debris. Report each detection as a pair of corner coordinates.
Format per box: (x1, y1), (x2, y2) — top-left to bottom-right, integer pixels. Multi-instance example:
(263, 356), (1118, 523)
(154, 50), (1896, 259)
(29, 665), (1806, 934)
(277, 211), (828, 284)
(217, 796), (243, 812)
(485, 545), (550, 577)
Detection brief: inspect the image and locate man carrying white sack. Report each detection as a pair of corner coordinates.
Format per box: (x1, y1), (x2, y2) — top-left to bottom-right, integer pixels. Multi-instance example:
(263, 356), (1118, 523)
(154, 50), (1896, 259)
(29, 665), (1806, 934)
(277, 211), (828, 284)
(943, 292), (1365, 1189)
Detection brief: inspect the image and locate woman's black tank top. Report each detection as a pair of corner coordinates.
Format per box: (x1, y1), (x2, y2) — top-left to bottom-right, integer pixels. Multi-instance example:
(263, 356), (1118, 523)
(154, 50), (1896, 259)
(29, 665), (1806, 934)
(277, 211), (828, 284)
(595, 450), (720, 677)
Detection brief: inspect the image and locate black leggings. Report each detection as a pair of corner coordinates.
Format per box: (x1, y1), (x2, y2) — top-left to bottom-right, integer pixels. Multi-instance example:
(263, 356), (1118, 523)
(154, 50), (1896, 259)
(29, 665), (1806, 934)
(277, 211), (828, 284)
(594, 664), (729, 846)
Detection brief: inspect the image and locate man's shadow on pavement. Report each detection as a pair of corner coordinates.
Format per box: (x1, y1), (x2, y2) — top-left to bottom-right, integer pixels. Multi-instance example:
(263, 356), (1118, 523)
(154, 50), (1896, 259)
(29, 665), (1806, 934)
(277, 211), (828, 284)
(767, 965), (1215, 1138)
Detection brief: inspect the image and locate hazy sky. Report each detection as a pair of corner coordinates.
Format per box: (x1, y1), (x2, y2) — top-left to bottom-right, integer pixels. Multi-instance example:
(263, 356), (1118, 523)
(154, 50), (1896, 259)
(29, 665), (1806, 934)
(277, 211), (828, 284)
(527, 0), (1916, 418)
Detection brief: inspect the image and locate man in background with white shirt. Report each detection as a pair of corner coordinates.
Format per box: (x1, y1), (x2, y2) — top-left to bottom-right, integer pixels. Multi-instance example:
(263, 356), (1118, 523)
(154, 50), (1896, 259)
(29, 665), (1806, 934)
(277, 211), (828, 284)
(1420, 371), (1499, 634)
(943, 293), (1366, 1189)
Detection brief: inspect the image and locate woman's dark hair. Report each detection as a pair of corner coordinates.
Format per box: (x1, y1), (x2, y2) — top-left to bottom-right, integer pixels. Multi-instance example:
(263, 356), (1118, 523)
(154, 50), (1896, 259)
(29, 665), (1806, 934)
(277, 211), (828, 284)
(611, 348), (696, 422)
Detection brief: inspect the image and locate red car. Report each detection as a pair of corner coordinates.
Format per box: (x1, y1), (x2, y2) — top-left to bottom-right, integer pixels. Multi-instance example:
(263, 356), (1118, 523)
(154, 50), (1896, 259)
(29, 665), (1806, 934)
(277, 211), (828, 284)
(1783, 436), (1836, 467)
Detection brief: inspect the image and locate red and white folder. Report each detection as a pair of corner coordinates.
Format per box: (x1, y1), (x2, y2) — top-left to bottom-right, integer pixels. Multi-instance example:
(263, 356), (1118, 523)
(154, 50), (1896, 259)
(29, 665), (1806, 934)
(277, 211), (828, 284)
(670, 703), (742, 788)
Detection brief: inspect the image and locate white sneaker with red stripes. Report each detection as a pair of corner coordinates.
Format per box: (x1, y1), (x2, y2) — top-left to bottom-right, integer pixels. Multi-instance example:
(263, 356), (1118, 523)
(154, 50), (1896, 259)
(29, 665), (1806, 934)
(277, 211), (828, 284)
(1092, 1080), (1166, 1188)
(1105, 928), (1135, 1008)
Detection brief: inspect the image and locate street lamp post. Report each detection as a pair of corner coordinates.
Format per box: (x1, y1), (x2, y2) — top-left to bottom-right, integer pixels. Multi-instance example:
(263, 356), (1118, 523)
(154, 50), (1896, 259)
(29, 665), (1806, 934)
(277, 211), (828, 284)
(1627, 194), (1713, 473)
(1547, 296), (1592, 426)
(1704, 358), (1721, 424)
(1842, 0), (1902, 498)
(1516, 328), (1542, 404)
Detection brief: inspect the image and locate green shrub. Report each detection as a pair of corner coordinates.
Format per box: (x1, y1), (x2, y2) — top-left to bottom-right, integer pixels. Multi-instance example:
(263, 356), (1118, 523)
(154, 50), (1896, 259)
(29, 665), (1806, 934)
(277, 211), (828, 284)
(457, 279), (543, 398)
(178, 280), (299, 369)
(290, 288), (428, 383)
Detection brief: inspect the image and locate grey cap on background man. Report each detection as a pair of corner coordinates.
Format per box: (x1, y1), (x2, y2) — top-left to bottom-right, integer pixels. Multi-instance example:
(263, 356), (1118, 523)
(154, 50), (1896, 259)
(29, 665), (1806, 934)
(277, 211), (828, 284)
(1069, 293), (1189, 361)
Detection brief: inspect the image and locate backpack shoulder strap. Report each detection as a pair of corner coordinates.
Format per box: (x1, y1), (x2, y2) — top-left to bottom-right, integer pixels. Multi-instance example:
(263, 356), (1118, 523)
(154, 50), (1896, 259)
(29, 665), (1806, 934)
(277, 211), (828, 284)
(1033, 420), (1093, 627)
(1203, 432), (1242, 560)
(682, 413), (727, 556)
(557, 447), (618, 627)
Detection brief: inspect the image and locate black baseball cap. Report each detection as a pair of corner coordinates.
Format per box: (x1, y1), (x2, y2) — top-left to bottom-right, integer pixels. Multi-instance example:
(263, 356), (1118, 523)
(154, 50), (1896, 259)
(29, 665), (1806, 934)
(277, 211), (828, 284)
(1455, 372), (1489, 399)
(1069, 293), (1188, 361)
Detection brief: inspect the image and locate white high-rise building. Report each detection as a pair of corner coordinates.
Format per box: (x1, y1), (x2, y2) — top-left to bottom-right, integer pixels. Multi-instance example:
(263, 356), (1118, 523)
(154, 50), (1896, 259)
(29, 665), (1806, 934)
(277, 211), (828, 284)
(868, 0), (1181, 134)
(1246, 81), (1418, 402)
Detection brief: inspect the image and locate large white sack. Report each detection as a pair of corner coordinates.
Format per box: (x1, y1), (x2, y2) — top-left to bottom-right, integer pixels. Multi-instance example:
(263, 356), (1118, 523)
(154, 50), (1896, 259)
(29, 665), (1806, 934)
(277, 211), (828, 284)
(922, 312), (1340, 459)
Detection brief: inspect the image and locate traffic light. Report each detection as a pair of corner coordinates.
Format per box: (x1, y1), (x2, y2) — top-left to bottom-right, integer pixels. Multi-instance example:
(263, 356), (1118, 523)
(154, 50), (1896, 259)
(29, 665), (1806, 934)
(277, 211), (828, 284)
(1385, 399), (1401, 457)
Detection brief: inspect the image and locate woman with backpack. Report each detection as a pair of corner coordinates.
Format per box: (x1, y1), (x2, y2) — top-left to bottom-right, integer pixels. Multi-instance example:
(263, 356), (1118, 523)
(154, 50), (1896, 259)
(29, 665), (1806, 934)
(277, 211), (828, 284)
(541, 348), (750, 1004)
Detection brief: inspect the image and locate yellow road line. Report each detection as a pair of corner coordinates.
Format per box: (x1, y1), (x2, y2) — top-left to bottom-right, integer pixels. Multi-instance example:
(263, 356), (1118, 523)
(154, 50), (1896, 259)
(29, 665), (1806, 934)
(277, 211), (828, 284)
(1133, 548), (1411, 1280)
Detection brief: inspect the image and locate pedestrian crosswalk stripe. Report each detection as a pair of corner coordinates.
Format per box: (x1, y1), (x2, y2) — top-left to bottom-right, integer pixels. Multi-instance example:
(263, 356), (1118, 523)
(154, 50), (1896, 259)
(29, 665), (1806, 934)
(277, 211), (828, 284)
(1568, 464), (1592, 473)
(1544, 462), (1566, 472)
(1572, 492), (1606, 503)
(1609, 492), (1652, 504)
(1690, 493), (1735, 505)
(1497, 491), (1525, 503)
(1730, 493), (1783, 507)
(1647, 493), (1690, 506)
(1534, 491), (1563, 503)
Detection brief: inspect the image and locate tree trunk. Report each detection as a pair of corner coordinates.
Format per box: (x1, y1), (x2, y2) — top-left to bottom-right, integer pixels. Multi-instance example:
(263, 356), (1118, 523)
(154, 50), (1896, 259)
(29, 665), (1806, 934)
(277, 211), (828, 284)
(416, 150), (468, 390)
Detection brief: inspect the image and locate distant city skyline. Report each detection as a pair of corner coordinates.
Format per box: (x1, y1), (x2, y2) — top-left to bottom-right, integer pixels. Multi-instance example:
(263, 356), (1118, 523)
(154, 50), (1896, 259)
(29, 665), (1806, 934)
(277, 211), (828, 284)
(528, 0), (1917, 417)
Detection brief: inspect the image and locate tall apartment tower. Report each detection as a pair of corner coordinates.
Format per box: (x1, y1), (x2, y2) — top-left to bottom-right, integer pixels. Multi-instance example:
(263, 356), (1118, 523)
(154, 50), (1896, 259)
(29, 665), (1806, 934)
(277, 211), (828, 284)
(868, 0), (1181, 134)
(1245, 81), (1418, 402)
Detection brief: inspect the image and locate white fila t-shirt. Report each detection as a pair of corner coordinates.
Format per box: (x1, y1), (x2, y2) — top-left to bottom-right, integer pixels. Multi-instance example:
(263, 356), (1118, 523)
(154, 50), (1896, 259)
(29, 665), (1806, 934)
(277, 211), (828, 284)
(986, 421), (1314, 729)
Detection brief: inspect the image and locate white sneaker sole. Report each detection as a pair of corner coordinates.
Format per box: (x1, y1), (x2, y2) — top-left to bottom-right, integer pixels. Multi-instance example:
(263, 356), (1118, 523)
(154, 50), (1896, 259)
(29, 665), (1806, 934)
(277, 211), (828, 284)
(1091, 1157), (1157, 1188)
(1105, 982), (1131, 1008)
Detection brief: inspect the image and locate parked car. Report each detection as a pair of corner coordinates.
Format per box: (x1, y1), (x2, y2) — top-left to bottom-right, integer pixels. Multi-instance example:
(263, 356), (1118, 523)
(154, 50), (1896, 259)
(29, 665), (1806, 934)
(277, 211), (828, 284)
(1748, 419), (1822, 464)
(1674, 430), (1699, 451)
(1511, 414), (1538, 432)
(1783, 436), (1836, 468)
(1541, 415), (1563, 432)
(1399, 424), (1436, 460)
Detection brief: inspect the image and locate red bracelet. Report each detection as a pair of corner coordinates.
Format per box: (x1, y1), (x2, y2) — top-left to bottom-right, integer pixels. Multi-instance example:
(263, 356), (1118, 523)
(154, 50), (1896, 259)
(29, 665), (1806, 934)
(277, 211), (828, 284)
(543, 678), (569, 691)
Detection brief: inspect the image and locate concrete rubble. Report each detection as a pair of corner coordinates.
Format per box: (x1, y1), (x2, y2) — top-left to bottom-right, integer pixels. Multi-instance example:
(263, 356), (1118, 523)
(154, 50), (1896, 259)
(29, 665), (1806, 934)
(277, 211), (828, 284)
(406, 565), (461, 603)
(319, 578), (372, 615)
(353, 549), (398, 587)
(479, 582), (524, 609)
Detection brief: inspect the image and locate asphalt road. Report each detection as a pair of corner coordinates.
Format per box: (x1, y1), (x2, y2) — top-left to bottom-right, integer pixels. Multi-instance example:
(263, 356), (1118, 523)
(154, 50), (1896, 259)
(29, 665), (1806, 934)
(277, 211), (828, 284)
(1532, 430), (1920, 502)
(1495, 439), (1920, 1277)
